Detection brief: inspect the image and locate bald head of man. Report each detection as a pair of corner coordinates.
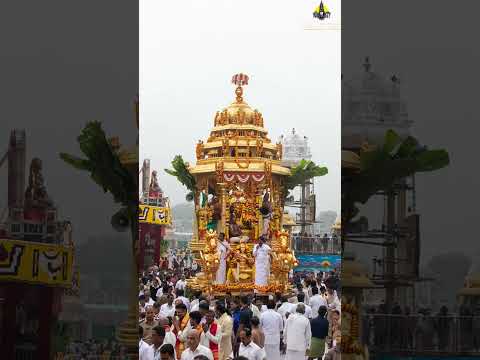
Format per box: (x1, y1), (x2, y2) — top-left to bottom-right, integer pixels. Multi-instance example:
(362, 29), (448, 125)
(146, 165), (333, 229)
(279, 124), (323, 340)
(186, 329), (201, 351)
(145, 305), (155, 322)
(157, 316), (169, 328)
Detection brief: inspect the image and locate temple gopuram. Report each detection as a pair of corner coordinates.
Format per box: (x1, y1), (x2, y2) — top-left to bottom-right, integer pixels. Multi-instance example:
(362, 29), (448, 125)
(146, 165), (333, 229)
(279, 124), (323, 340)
(186, 74), (298, 296)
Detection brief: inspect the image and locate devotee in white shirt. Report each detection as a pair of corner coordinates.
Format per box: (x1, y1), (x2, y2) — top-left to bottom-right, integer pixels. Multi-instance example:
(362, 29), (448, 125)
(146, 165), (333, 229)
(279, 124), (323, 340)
(250, 302), (261, 319)
(309, 286), (328, 318)
(260, 300), (283, 360)
(294, 293), (313, 319)
(284, 304), (312, 360)
(159, 295), (176, 318)
(175, 289), (191, 312)
(252, 236), (272, 287)
(144, 290), (155, 307)
(175, 275), (187, 291)
(139, 326), (154, 360)
(199, 310), (222, 356)
(326, 288), (341, 312)
(228, 328), (264, 360)
(277, 296), (296, 323)
(181, 329), (214, 360)
(149, 325), (177, 360)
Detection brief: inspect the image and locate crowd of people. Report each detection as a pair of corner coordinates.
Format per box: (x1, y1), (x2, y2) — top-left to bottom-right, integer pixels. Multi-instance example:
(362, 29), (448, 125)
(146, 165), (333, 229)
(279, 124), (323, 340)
(292, 234), (340, 255)
(139, 249), (342, 360)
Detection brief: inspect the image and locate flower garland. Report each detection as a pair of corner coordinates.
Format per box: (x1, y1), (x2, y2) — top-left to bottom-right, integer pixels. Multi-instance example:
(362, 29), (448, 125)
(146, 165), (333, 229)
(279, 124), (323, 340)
(342, 302), (363, 355)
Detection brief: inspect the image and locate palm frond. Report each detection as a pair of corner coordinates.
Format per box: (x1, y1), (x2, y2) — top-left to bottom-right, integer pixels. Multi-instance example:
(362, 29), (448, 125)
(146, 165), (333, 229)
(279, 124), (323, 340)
(284, 160), (328, 199)
(343, 129), (450, 225)
(60, 121), (137, 210)
(164, 155), (196, 193)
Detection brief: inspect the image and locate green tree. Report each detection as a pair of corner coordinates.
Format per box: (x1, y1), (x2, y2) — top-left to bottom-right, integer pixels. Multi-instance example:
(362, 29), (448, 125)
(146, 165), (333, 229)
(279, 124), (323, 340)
(164, 155), (196, 201)
(284, 159), (328, 200)
(59, 121), (137, 227)
(342, 129), (450, 247)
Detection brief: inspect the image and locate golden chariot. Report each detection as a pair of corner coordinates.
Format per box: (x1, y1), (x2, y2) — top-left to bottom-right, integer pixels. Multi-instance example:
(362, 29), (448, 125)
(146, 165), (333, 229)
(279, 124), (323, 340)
(185, 74), (298, 297)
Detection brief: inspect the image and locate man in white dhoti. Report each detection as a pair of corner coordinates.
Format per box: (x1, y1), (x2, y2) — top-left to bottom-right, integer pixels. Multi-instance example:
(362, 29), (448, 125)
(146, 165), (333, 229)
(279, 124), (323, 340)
(283, 304), (311, 360)
(260, 299), (283, 360)
(253, 236), (272, 287)
(216, 233), (230, 284)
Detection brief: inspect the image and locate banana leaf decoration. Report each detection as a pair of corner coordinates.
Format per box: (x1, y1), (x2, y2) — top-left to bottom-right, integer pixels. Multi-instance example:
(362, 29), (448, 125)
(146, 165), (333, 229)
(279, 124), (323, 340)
(284, 159), (328, 199)
(59, 121), (138, 228)
(343, 129), (450, 226)
(164, 155), (197, 202)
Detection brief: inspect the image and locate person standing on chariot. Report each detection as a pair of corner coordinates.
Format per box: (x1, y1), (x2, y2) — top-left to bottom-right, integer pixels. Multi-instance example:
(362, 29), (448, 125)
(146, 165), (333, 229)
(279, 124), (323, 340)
(216, 233), (231, 284)
(253, 235), (272, 288)
(259, 190), (272, 237)
(206, 195), (222, 232)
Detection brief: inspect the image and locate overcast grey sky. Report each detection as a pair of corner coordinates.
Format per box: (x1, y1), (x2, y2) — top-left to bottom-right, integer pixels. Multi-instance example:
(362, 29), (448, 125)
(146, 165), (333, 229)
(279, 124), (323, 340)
(343, 1), (480, 265)
(0, 1), (137, 244)
(140, 0), (341, 214)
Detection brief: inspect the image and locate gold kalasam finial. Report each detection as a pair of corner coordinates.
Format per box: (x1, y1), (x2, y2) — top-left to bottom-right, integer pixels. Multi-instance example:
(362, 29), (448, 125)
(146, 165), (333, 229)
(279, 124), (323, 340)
(231, 73), (249, 103)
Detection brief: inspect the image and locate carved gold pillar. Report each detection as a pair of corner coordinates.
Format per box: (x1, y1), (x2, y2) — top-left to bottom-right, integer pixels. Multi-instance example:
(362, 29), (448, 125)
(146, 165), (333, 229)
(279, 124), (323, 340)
(219, 183), (227, 236)
(256, 185), (263, 240)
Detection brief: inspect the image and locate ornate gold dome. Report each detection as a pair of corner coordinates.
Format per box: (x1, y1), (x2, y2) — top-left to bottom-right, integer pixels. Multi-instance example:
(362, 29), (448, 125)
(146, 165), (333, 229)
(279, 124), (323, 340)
(209, 85), (269, 139)
(190, 74), (290, 177)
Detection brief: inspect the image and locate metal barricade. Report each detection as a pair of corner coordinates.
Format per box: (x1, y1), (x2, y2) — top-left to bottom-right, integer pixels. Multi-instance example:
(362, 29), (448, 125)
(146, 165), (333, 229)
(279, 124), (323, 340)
(293, 235), (341, 255)
(361, 313), (480, 355)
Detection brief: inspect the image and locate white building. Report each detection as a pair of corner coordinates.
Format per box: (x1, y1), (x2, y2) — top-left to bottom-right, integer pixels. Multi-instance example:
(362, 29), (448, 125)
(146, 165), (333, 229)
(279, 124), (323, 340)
(280, 128), (312, 167)
(342, 57), (412, 149)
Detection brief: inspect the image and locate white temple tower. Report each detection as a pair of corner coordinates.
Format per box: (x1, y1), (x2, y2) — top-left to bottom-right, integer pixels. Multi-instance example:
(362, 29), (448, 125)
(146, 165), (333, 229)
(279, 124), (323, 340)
(280, 128), (315, 245)
(343, 57), (417, 310)
(342, 57), (412, 149)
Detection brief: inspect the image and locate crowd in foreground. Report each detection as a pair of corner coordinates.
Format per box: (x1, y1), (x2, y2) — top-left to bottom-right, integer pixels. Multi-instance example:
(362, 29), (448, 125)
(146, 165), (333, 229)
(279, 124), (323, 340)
(139, 251), (341, 360)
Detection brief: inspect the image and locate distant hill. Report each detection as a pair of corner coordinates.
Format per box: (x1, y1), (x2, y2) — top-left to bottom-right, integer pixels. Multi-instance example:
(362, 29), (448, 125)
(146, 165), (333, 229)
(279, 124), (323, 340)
(170, 203), (194, 235)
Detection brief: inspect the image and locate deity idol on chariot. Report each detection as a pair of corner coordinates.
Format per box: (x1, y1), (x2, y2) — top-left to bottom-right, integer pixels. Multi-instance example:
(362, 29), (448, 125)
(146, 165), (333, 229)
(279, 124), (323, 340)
(170, 74), (300, 297)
